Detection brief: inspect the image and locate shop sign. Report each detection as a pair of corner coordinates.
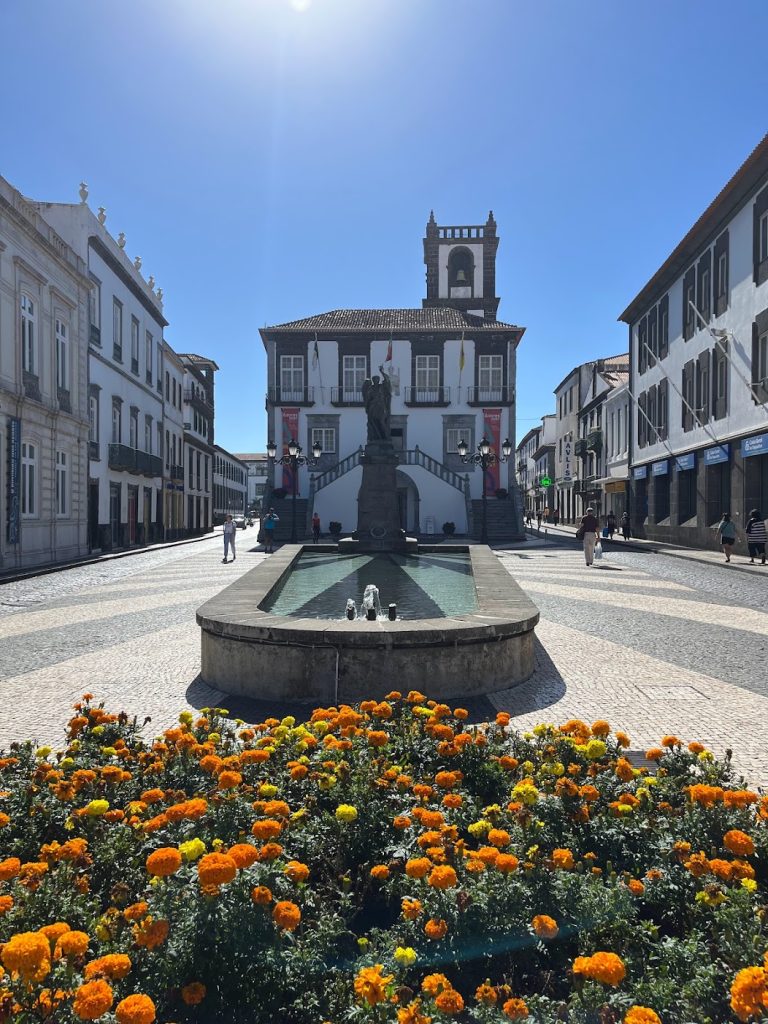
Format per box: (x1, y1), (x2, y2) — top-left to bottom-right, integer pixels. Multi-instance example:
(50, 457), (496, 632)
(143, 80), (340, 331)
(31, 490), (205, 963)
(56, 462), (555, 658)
(741, 433), (768, 458)
(7, 417), (20, 544)
(652, 459), (669, 476)
(563, 440), (572, 483)
(632, 465), (647, 480)
(674, 453), (695, 471)
(703, 444), (729, 465)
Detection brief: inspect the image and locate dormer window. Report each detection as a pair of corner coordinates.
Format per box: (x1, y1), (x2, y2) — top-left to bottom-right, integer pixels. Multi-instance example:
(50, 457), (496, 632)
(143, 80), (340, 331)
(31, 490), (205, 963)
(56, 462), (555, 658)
(448, 248), (474, 298)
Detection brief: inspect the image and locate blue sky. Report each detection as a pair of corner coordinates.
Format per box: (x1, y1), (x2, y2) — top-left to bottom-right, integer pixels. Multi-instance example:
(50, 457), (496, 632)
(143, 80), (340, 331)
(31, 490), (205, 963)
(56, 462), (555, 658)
(2, 0), (767, 453)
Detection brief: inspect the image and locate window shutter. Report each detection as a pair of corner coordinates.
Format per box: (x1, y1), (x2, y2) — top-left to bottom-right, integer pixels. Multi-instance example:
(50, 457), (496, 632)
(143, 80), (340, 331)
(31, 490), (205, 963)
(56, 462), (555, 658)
(647, 306), (657, 366)
(682, 267), (696, 340)
(638, 317), (647, 374)
(697, 250), (712, 323)
(714, 231), (729, 316)
(658, 378), (668, 440)
(754, 187), (768, 286)
(638, 392), (647, 447)
(658, 295), (669, 359)
(698, 350), (711, 423)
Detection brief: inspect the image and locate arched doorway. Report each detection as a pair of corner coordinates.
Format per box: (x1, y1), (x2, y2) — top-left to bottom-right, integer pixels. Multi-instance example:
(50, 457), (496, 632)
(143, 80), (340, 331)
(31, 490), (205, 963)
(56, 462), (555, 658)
(395, 469), (420, 534)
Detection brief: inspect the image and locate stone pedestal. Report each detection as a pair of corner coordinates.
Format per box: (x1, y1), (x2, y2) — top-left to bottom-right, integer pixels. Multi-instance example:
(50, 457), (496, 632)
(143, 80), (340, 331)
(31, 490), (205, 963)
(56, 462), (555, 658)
(338, 441), (418, 552)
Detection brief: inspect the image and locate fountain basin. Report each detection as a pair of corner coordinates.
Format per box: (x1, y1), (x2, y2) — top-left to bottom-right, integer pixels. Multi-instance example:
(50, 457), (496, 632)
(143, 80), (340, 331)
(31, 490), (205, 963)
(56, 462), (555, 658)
(196, 544), (539, 703)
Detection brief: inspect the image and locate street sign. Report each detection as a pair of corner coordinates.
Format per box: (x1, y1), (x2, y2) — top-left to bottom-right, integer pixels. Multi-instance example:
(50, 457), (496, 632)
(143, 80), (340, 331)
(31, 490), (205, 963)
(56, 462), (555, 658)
(540, 476), (552, 488)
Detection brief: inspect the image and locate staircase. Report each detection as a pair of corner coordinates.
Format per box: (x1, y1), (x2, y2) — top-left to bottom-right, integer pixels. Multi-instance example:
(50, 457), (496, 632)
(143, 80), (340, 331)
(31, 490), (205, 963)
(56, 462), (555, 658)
(260, 497), (309, 542)
(470, 497), (525, 542)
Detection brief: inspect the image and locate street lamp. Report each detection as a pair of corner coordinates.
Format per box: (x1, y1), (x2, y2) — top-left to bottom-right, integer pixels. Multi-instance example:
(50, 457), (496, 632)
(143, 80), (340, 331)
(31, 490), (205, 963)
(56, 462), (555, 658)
(457, 435), (512, 544)
(266, 438), (321, 543)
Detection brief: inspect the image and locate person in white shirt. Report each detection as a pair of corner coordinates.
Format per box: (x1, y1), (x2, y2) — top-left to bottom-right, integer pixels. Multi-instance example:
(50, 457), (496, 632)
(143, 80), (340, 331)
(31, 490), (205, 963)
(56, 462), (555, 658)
(222, 514), (237, 563)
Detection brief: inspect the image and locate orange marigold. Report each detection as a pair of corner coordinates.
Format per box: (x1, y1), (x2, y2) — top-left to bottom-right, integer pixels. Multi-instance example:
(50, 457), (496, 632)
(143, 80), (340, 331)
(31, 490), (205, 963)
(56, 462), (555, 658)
(0, 857), (21, 881)
(72, 979), (114, 1020)
(0, 895), (12, 915)
(532, 915), (558, 940)
(146, 847), (182, 877)
(2, 931), (51, 981)
(217, 770), (242, 790)
(552, 848), (574, 870)
(354, 964), (394, 1006)
(84, 954), (132, 980)
(181, 982), (206, 1006)
(573, 952), (626, 986)
(495, 853), (519, 873)
(421, 973), (451, 996)
(730, 966), (768, 1022)
(424, 918), (448, 940)
(406, 857), (432, 879)
(397, 999), (432, 1024)
(228, 844), (259, 869)
(475, 982), (498, 1005)
(723, 829), (755, 857)
(503, 998), (529, 1020)
(115, 992), (156, 1024)
(55, 930), (89, 958)
(402, 898), (423, 920)
(624, 1009), (662, 1024)
(251, 818), (283, 840)
(272, 900), (301, 931)
(251, 885), (273, 905)
(434, 988), (464, 1014)
(197, 852), (237, 887)
(284, 860), (310, 884)
(487, 828), (510, 848)
(124, 901), (148, 921)
(133, 917), (169, 949)
(370, 864), (390, 881)
(428, 865), (457, 889)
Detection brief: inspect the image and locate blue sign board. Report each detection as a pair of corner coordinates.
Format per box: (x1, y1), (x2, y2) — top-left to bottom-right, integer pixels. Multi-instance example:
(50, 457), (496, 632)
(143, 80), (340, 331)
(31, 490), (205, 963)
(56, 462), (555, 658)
(675, 453), (696, 472)
(741, 433), (768, 458)
(703, 444), (729, 466)
(7, 416), (20, 545)
(633, 465), (648, 480)
(652, 459), (669, 476)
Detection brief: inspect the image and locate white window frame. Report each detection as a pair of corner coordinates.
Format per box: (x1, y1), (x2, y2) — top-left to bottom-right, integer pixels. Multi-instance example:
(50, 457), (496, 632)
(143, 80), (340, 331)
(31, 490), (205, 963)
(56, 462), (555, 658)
(55, 450), (68, 517)
(113, 299), (123, 359)
(145, 331), (153, 382)
(685, 281), (696, 335)
(89, 394), (99, 442)
(446, 427), (472, 454)
(144, 416), (152, 454)
(311, 427), (335, 454)
(89, 275), (101, 329)
(111, 402), (121, 444)
(415, 355), (440, 392)
(478, 354), (503, 395)
(280, 355), (305, 400)
(342, 355), (367, 400)
(700, 267), (711, 317)
(21, 441), (37, 517)
(55, 316), (68, 390)
(131, 316), (140, 373)
(21, 293), (36, 374)
(129, 410), (139, 449)
(717, 251), (728, 300)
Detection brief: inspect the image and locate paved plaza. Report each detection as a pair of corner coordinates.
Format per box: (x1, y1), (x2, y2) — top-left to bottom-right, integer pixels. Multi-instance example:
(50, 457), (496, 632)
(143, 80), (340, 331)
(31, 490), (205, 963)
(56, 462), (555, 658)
(0, 534), (766, 786)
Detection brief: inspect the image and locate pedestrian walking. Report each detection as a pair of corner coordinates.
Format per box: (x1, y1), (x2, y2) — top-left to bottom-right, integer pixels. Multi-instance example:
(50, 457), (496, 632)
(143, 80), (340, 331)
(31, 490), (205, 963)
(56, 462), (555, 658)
(715, 512), (737, 562)
(536, 510), (543, 529)
(745, 508), (767, 564)
(525, 510), (532, 527)
(553, 509), (560, 526)
(262, 507), (279, 553)
(312, 512), (321, 543)
(577, 506), (600, 566)
(606, 512), (617, 539)
(222, 514), (237, 563)
(620, 511), (631, 541)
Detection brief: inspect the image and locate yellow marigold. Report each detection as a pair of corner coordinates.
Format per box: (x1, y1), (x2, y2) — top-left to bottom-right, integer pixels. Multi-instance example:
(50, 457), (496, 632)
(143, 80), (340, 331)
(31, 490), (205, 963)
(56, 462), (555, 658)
(179, 838), (206, 862)
(552, 848), (574, 870)
(72, 979), (114, 1020)
(181, 982), (206, 1006)
(83, 799), (110, 816)
(573, 951), (626, 986)
(723, 830), (755, 857)
(394, 946), (417, 966)
(251, 885), (273, 905)
(421, 973), (451, 997)
(532, 915), (558, 940)
(428, 865), (457, 889)
(115, 992), (156, 1024)
(585, 739), (606, 760)
(228, 844), (259, 869)
(335, 804), (358, 822)
(731, 965), (768, 1022)
(146, 847), (182, 877)
(425, 918), (448, 940)
(354, 964), (394, 1005)
(272, 900), (301, 931)
(284, 860), (310, 883)
(2, 931), (51, 981)
(434, 988), (464, 1014)
(370, 864), (390, 881)
(197, 852), (237, 887)
(624, 1009), (662, 1024)
(84, 954), (132, 980)
(55, 930), (89, 958)
(503, 998), (529, 1020)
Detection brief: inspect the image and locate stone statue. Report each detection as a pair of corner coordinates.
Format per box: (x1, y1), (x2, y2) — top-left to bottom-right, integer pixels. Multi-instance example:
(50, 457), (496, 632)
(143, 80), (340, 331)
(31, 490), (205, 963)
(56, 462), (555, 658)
(362, 365), (392, 442)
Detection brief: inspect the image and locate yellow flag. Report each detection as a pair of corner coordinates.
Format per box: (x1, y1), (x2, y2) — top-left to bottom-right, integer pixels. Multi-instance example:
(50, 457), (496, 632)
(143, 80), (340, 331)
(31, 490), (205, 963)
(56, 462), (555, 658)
(459, 334), (465, 372)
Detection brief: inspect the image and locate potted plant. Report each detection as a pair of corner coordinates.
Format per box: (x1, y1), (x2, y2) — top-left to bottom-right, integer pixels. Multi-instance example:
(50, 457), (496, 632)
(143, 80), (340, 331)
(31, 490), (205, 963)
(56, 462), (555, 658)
(495, 487), (508, 499)
(272, 488), (287, 500)
(442, 521), (456, 535)
(328, 521), (342, 536)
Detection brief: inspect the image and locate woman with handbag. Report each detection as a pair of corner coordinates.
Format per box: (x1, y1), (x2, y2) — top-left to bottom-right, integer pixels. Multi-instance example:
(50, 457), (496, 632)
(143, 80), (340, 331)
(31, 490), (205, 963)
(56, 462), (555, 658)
(577, 507), (600, 566)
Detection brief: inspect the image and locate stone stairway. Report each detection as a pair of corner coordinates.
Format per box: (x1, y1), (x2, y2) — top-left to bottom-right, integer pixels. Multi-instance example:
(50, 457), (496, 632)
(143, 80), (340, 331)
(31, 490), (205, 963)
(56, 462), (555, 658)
(470, 498), (525, 542)
(260, 497), (309, 542)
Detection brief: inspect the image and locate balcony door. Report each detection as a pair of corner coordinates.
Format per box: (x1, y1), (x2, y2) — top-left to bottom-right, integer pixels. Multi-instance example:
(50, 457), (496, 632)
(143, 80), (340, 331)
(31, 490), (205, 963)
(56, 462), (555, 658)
(343, 355), (366, 403)
(477, 355), (503, 401)
(280, 356), (304, 402)
(414, 355), (440, 402)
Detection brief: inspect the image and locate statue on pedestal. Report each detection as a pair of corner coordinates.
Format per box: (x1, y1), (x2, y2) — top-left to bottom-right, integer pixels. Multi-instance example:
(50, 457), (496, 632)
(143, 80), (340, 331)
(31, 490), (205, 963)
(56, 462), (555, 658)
(362, 365), (392, 443)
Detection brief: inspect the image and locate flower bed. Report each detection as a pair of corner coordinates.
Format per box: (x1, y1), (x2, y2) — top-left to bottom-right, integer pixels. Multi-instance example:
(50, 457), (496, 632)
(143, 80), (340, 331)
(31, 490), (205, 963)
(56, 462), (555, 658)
(0, 695), (767, 1023)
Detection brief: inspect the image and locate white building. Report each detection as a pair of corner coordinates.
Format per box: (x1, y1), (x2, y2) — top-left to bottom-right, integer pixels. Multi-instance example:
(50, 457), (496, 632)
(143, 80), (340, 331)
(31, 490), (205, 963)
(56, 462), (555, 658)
(32, 190), (167, 551)
(0, 176), (91, 570)
(515, 425), (541, 516)
(179, 353), (217, 536)
(162, 343), (185, 539)
(531, 414), (556, 516)
(602, 381), (630, 518)
(213, 446), (247, 522)
(259, 213), (526, 540)
(232, 453), (269, 511)
(620, 134), (768, 547)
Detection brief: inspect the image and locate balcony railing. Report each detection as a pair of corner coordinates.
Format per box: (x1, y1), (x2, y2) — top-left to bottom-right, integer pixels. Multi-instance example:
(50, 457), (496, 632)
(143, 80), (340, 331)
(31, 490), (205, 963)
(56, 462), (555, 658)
(170, 463), (184, 481)
(184, 388), (214, 416)
(265, 387), (315, 406)
(587, 428), (603, 452)
(330, 387), (364, 406)
(574, 438), (588, 457)
(404, 386), (451, 406)
(23, 371), (41, 403)
(108, 444), (162, 477)
(57, 387), (71, 414)
(465, 385), (514, 406)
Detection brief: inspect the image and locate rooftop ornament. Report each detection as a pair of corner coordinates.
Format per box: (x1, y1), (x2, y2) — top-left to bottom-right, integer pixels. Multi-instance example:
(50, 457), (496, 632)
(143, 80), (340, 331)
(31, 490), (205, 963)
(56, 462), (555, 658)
(79, 182), (89, 204)
(97, 207), (107, 225)
(117, 232), (126, 249)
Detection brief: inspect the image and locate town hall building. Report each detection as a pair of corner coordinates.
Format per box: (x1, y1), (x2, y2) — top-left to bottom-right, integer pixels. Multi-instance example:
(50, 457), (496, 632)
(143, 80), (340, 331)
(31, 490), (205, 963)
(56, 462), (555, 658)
(259, 213), (526, 540)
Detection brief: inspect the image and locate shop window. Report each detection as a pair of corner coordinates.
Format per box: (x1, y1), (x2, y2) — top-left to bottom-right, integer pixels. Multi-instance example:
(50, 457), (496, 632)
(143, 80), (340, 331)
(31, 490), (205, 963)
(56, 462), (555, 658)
(677, 468), (697, 523)
(653, 473), (670, 523)
(706, 461), (730, 525)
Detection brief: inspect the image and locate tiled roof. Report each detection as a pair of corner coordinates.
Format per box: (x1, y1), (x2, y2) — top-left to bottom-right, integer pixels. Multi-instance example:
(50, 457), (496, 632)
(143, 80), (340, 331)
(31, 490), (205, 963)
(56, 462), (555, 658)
(602, 370), (629, 387)
(178, 353), (220, 369)
(262, 308), (523, 333)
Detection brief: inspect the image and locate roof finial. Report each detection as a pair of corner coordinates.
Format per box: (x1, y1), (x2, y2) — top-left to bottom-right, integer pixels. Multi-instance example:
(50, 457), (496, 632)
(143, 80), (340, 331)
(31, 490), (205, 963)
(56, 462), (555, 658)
(117, 232), (126, 249)
(97, 207), (107, 225)
(79, 182), (89, 204)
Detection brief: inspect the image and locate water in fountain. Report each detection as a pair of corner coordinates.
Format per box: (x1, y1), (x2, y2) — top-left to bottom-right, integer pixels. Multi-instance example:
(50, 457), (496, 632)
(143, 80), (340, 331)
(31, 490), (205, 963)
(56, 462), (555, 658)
(362, 584), (382, 620)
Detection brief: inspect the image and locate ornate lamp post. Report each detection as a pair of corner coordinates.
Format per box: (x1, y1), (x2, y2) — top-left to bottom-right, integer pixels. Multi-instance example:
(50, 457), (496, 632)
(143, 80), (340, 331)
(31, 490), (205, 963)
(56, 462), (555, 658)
(266, 438), (321, 544)
(457, 435), (513, 544)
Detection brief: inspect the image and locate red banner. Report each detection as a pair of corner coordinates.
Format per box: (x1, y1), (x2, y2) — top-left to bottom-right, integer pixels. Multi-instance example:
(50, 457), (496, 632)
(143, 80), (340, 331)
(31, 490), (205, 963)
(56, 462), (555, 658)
(482, 408), (501, 492)
(282, 408), (299, 492)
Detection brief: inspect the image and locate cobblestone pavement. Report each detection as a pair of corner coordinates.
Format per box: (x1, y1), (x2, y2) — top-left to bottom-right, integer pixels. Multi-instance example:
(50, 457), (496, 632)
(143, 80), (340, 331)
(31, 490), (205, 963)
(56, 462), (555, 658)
(0, 535), (766, 787)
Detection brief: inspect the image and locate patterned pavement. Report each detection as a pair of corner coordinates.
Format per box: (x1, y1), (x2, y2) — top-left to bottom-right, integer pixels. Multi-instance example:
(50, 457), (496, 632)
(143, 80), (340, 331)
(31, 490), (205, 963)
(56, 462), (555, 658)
(0, 534), (766, 787)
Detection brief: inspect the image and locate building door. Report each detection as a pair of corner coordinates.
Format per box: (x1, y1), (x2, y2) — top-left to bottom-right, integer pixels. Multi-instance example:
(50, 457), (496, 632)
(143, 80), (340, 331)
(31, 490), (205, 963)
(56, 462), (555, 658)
(143, 488), (152, 545)
(744, 452), (768, 518)
(127, 486), (138, 545)
(109, 483), (121, 549)
(397, 489), (407, 530)
(89, 481), (100, 550)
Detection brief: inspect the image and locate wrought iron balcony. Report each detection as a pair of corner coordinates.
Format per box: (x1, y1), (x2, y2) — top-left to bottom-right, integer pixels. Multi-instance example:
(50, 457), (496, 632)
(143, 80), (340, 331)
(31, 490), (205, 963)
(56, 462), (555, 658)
(184, 388), (214, 417)
(465, 385), (514, 406)
(330, 387), (364, 406)
(265, 387), (315, 406)
(170, 463), (184, 481)
(108, 444), (162, 477)
(574, 438), (588, 457)
(587, 428), (603, 452)
(404, 386), (451, 406)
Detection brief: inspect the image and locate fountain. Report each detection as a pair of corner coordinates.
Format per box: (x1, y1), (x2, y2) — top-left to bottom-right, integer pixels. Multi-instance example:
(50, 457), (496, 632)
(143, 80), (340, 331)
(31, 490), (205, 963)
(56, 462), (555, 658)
(196, 373), (539, 702)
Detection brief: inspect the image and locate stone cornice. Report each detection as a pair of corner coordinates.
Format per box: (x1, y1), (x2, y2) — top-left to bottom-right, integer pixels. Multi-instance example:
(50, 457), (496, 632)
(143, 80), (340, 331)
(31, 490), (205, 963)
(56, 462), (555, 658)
(89, 235), (168, 328)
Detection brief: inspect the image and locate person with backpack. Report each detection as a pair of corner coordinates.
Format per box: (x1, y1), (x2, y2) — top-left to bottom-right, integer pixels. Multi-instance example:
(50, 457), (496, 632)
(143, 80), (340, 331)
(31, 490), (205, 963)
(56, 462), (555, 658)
(262, 508), (279, 554)
(745, 508), (767, 564)
(715, 512), (737, 563)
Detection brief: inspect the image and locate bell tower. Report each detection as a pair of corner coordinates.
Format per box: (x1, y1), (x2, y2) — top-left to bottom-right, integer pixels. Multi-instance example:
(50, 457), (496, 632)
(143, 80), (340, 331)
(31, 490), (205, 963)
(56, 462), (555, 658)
(422, 210), (500, 320)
